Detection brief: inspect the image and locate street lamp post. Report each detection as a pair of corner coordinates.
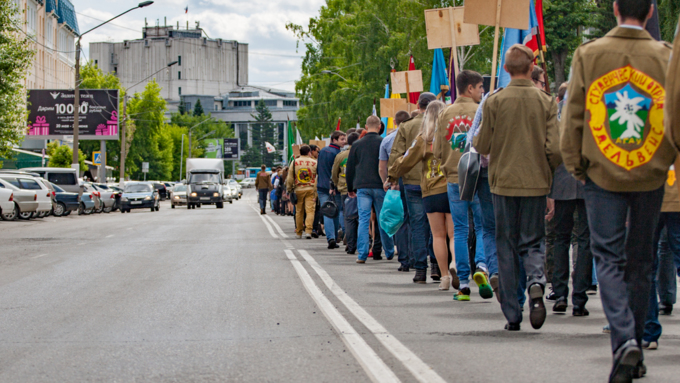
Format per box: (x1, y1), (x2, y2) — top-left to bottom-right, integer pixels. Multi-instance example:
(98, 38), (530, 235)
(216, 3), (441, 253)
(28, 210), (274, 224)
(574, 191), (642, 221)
(73, 1), (154, 175)
(320, 70), (349, 82)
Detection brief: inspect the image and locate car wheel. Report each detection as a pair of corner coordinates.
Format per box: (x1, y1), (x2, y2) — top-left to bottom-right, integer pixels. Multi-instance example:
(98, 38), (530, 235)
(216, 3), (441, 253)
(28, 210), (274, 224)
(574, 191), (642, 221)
(1, 203), (19, 221)
(229, 200), (233, 204)
(85, 208), (93, 215)
(103, 206), (113, 213)
(216, 202), (224, 209)
(171, 204), (175, 209)
(197, 204), (201, 208)
(64, 210), (72, 216)
(155, 205), (160, 212)
(19, 211), (32, 220)
(95, 203), (104, 214)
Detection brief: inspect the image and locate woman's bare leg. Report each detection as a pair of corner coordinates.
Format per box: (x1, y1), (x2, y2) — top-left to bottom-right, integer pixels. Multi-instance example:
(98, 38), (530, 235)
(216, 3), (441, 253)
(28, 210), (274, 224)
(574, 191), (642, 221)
(427, 212), (450, 278)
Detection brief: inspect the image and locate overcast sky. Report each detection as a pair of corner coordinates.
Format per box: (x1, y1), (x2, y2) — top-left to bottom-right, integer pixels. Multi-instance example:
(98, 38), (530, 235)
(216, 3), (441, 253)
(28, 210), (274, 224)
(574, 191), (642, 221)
(71, 0), (324, 92)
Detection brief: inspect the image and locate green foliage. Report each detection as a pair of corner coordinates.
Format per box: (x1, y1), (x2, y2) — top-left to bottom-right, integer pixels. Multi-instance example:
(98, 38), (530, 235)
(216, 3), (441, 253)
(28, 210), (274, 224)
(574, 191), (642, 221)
(588, 0), (617, 39)
(47, 142), (86, 169)
(287, 0), (495, 140)
(193, 99), (204, 116)
(241, 100), (277, 167)
(178, 99), (187, 115)
(169, 112), (235, 158)
(0, 1), (35, 158)
(659, 0), (680, 42)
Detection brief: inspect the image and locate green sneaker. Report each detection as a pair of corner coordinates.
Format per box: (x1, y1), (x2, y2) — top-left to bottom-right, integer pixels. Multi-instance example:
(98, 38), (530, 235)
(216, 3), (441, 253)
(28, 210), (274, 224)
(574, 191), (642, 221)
(473, 269), (493, 299)
(454, 287), (471, 301)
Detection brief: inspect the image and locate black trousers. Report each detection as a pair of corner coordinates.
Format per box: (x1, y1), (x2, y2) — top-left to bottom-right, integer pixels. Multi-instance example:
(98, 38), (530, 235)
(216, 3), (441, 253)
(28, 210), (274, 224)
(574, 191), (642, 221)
(344, 196), (358, 252)
(583, 179), (663, 354)
(493, 194), (547, 324)
(552, 199), (593, 308)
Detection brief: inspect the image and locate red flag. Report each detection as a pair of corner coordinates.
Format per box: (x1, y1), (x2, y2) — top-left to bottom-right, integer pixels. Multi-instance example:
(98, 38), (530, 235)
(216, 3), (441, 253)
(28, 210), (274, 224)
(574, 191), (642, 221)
(336, 117), (341, 131)
(408, 56), (420, 105)
(535, 0), (546, 52)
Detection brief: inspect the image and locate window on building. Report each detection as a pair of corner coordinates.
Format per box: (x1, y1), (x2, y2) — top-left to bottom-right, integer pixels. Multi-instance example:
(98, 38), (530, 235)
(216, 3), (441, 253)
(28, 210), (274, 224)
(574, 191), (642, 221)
(44, 17), (54, 48)
(114, 67), (118, 74)
(27, 1), (36, 34)
(178, 87), (182, 95)
(283, 100), (298, 107)
(178, 71), (181, 80)
(233, 101), (250, 107)
(263, 100), (277, 107)
(94, 60), (98, 65)
(178, 55), (182, 66)
(278, 123), (285, 150)
(238, 124), (249, 150)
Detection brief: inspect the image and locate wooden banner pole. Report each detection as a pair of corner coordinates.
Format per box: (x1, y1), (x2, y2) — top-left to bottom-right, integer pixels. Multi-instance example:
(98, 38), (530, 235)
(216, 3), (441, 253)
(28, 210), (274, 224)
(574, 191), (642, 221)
(405, 71), (411, 103)
(448, 8), (460, 78)
(489, 0), (503, 92)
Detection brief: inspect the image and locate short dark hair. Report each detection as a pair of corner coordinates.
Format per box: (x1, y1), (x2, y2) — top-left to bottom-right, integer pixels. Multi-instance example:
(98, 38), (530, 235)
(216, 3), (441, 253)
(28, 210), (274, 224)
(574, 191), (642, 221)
(261, 165), (266, 170)
(300, 145), (311, 156)
(331, 131), (346, 142)
(456, 70), (483, 95)
(347, 132), (360, 146)
(346, 128), (356, 135)
(531, 66), (544, 83)
(310, 144), (319, 152)
(557, 82), (568, 101)
(395, 111), (410, 126)
(356, 128), (365, 135)
(616, 0), (652, 23)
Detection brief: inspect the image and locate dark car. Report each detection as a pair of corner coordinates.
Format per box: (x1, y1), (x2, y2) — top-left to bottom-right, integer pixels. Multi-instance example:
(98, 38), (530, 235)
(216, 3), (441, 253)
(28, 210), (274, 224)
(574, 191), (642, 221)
(153, 183), (168, 200)
(50, 183), (80, 217)
(120, 183), (160, 213)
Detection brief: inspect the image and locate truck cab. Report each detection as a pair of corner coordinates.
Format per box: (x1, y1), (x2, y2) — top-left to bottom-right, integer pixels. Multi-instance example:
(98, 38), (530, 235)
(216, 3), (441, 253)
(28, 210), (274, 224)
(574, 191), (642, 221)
(186, 159), (225, 209)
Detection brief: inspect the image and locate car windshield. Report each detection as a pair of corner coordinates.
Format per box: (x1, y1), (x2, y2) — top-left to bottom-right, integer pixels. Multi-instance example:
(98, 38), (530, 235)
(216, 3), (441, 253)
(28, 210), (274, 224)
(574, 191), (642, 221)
(174, 185), (187, 192)
(95, 184), (110, 190)
(189, 173), (219, 184)
(52, 183), (65, 193)
(125, 184), (153, 193)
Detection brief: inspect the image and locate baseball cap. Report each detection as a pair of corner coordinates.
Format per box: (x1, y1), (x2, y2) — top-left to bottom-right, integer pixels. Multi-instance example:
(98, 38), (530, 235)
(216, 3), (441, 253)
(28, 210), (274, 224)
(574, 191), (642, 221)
(418, 92), (437, 109)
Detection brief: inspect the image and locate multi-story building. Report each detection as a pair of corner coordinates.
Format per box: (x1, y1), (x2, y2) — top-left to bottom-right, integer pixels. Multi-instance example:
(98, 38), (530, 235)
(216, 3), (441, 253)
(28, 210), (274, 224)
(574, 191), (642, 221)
(89, 22), (248, 103)
(14, 0), (79, 90)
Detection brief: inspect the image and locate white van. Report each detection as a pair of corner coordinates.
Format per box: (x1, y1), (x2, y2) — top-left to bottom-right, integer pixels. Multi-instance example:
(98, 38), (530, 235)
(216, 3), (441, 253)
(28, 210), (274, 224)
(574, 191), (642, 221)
(22, 167), (80, 193)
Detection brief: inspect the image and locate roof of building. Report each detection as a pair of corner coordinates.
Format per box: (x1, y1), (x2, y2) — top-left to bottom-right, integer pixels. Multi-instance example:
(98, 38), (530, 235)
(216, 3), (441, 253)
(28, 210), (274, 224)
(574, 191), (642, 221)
(227, 86), (296, 100)
(53, 0), (80, 35)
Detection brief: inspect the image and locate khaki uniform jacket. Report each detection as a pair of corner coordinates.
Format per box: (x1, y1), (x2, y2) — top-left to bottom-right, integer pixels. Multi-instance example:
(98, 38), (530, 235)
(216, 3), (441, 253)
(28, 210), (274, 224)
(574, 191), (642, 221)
(389, 113), (424, 185)
(388, 134), (447, 197)
(434, 97), (479, 184)
(255, 171), (272, 190)
(474, 79), (561, 197)
(561, 27), (674, 192)
(331, 147), (350, 195)
(286, 156), (318, 193)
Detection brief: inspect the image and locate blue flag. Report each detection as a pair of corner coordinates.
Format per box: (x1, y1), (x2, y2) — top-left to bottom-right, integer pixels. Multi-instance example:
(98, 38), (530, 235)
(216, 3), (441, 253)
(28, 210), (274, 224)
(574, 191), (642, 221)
(497, 1), (539, 88)
(430, 48), (451, 102)
(381, 82), (389, 137)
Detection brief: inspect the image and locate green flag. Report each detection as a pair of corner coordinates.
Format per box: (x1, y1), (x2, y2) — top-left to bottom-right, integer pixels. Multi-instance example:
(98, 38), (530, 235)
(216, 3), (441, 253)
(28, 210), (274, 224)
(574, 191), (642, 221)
(287, 118), (295, 164)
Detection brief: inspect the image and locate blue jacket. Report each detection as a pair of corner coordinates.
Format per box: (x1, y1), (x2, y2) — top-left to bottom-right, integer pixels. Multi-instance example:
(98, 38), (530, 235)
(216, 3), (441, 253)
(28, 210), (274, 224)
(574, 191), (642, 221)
(316, 144), (342, 192)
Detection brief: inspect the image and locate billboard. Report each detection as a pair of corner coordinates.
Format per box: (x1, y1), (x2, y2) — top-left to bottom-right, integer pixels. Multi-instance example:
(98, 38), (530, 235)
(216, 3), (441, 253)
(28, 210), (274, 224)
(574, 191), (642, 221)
(223, 138), (239, 160)
(26, 89), (119, 140)
(203, 138), (223, 159)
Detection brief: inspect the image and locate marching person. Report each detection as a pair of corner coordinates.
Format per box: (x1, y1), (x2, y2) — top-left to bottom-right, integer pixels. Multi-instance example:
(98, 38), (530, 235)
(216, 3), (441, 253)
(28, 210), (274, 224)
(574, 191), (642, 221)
(332, 132), (360, 254)
(474, 44), (560, 331)
(286, 145), (318, 239)
(317, 131), (347, 249)
(562, 1), (674, 380)
(255, 165), (272, 215)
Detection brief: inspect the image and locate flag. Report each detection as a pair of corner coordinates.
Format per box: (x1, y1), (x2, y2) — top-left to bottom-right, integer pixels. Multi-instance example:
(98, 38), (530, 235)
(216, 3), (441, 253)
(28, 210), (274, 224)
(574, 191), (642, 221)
(497, 1), (540, 88)
(535, 0), (547, 52)
(185, 6), (188, 13)
(372, 98), (377, 117)
(381, 81), (389, 137)
(408, 55), (420, 105)
(265, 142), (276, 154)
(356, 117), (361, 130)
(287, 118), (295, 163)
(336, 117), (342, 131)
(430, 48), (451, 104)
(295, 126), (303, 145)
(386, 92), (401, 132)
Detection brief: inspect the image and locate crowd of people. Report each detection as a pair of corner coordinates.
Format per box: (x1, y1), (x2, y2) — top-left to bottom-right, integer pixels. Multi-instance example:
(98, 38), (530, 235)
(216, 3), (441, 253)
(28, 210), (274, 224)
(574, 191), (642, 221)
(257, 1), (680, 382)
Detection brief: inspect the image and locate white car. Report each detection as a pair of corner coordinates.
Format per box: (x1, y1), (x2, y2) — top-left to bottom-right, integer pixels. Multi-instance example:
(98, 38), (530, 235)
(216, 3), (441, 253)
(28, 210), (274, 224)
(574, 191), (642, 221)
(0, 178), (38, 220)
(228, 179), (242, 198)
(240, 178), (256, 188)
(0, 174), (52, 218)
(0, 188), (15, 220)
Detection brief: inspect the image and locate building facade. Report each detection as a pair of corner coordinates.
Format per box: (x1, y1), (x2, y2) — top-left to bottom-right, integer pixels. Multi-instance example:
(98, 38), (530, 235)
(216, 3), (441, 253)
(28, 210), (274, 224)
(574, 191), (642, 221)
(14, 0), (79, 90)
(89, 23), (248, 102)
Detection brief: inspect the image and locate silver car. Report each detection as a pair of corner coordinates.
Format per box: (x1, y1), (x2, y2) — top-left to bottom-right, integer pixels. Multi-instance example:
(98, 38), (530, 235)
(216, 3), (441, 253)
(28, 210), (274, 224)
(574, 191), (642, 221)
(0, 178), (38, 220)
(171, 184), (187, 208)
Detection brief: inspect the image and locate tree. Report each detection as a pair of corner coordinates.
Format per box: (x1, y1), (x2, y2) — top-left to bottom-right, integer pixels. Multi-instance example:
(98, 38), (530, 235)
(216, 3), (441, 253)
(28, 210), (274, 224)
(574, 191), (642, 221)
(193, 99), (204, 116)
(242, 100), (278, 167)
(659, 0), (680, 42)
(0, 1), (35, 158)
(543, 0), (591, 87)
(589, 0), (617, 39)
(178, 99), (187, 115)
(47, 141), (86, 169)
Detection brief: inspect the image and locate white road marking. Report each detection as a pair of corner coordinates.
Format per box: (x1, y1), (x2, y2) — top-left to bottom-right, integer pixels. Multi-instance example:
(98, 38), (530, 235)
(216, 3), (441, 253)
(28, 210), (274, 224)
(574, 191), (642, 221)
(283, 250), (400, 383)
(31, 254), (48, 259)
(297, 249), (447, 383)
(264, 215), (288, 238)
(251, 205), (278, 239)
(106, 234), (114, 238)
(280, 239), (295, 249)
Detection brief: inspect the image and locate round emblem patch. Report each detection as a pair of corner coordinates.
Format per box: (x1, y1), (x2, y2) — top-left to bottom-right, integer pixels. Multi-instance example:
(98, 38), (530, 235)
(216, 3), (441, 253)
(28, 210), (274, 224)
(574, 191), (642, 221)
(446, 116), (473, 153)
(586, 65), (665, 171)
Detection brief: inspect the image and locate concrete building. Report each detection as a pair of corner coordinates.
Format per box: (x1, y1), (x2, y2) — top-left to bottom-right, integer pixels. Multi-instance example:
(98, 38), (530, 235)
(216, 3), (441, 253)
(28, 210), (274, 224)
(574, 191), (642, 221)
(89, 22), (248, 103)
(14, 0), (79, 90)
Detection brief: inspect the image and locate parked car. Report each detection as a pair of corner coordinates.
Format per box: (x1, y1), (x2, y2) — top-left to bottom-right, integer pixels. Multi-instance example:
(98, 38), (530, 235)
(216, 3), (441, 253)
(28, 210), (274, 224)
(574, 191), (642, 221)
(0, 178), (38, 220)
(153, 182), (168, 200)
(170, 184), (187, 208)
(22, 167), (80, 193)
(82, 183), (105, 214)
(120, 182), (160, 213)
(240, 178), (256, 188)
(49, 183), (81, 217)
(78, 191), (96, 215)
(0, 174), (52, 218)
(0, 188), (16, 221)
(90, 183), (119, 213)
(222, 184), (236, 204)
(94, 183), (121, 212)
(228, 179), (242, 198)
(34, 177), (57, 218)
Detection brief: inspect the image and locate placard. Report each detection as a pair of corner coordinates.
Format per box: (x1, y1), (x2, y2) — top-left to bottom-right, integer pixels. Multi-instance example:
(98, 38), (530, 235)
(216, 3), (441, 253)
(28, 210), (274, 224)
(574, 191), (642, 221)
(223, 138), (239, 160)
(391, 70), (424, 94)
(292, 145), (301, 158)
(463, 0), (530, 30)
(380, 99), (419, 118)
(425, 7), (480, 49)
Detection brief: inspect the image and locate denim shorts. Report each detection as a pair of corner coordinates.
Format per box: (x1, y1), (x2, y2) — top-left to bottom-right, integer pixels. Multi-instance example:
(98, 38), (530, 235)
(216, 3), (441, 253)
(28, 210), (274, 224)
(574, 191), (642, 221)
(423, 192), (450, 214)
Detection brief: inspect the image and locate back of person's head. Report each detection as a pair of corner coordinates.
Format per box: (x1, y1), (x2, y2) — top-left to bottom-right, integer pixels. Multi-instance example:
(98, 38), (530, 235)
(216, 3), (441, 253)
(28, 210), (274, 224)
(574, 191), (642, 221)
(347, 132), (360, 146)
(300, 145), (311, 156)
(346, 128), (357, 135)
(456, 70), (484, 95)
(365, 115), (381, 132)
(504, 44), (534, 76)
(395, 111), (410, 127)
(356, 128), (365, 136)
(411, 111), (420, 118)
(531, 66), (544, 83)
(557, 82), (568, 101)
(417, 92), (437, 110)
(310, 144), (319, 152)
(421, 100), (446, 142)
(331, 130), (346, 143)
(261, 165), (266, 171)
(616, 0), (652, 23)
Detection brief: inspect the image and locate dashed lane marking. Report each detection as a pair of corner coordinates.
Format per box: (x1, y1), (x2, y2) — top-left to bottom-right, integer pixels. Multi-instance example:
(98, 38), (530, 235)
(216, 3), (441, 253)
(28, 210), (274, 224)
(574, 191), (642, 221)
(250, 205), (278, 239)
(31, 254), (48, 259)
(264, 214), (289, 238)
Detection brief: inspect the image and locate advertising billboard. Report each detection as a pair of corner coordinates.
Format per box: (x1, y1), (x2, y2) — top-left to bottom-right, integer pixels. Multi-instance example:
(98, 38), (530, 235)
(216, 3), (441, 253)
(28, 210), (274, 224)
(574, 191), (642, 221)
(26, 89), (119, 140)
(203, 138), (223, 159)
(223, 138), (239, 160)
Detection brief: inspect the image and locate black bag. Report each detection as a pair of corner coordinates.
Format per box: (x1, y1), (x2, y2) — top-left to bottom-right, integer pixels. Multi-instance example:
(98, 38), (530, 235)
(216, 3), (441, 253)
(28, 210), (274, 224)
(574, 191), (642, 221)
(457, 141), (482, 202)
(320, 200), (339, 218)
(290, 191), (298, 205)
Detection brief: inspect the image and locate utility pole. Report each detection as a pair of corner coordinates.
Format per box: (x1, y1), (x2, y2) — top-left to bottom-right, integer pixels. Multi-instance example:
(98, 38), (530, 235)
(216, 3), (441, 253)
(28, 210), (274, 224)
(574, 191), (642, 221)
(179, 134), (185, 181)
(119, 96), (128, 188)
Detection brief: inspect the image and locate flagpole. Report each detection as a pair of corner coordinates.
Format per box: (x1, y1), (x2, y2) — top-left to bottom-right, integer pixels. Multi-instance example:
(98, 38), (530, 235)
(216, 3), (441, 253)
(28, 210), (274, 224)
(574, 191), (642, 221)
(490, 0), (503, 92)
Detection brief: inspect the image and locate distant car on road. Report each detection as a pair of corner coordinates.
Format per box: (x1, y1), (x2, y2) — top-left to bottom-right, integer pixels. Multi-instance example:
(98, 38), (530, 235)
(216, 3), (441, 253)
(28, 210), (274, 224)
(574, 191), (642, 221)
(171, 184), (187, 208)
(153, 182), (168, 200)
(228, 179), (242, 198)
(121, 182), (160, 213)
(22, 167), (80, 193)
(240, 178), (256, 188)
(50, 183), (80, 217)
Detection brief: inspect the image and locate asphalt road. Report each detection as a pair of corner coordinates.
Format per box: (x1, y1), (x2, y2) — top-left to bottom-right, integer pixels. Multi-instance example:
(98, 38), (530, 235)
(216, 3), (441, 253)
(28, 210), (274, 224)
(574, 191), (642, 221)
(0, 189), (678, 382)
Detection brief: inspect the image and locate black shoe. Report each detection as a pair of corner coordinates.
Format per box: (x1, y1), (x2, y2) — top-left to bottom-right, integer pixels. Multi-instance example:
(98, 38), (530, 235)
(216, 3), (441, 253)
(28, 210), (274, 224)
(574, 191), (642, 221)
(587, 285), (598, 295)
(632, 361), (646, 379)
(609, 339), (641, 383)
(529, 284), (546, 330)
(553, 297), (568, 313)
(413, 269), (427, 284)
(659, 303), (673, 315)
(431, 263), (441, 281)
(573, 306), (590, 317)
(346, 250), (356, 255)
(505, 322), (520, 331)
(328, 239), (338, 249)
(398, 264), (410, 272)
(372, 253), (383, 261)
(260, 208), (265, 214)
(311, 231), (319, 238)
(545, 288), (557, 302)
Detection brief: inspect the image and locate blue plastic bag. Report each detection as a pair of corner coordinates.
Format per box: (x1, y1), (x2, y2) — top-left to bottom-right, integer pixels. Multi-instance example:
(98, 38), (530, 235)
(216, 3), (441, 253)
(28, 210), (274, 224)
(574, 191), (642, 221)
(270, 189), (277, 201)
(379, 189), (405, 237)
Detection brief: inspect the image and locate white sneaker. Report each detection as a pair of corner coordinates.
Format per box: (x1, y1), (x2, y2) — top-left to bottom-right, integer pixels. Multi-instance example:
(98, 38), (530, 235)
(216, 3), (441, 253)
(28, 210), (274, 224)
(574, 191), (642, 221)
(439, 276), (451, 291)
(296, 234), (302, 239)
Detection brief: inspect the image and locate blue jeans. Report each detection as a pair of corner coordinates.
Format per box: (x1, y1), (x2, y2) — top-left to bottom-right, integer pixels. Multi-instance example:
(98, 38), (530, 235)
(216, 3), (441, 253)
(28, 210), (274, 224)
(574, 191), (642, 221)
(396, 179), (412, 267)
(404, 185), (431, 270)
(357, 189), (395, 260)
(475, 171), (499, 276)
(258, 189), (269, 210)
(318, 190), (344, 242)
(448, 183), (486, 284)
